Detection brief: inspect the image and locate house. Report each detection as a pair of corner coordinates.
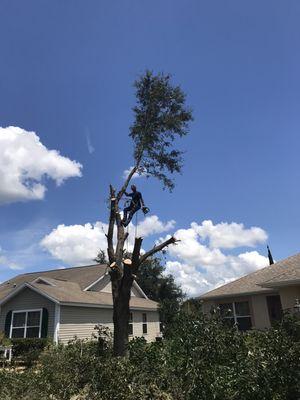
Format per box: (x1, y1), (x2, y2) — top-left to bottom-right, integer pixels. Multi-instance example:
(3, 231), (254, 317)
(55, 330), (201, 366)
(198, 252), (300, 331)
(0, 264), (161, 343)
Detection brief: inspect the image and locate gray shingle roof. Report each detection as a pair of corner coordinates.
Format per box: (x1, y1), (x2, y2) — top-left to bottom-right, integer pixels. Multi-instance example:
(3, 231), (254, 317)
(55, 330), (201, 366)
(0, 264), (158, 310)
(198, 252), (300, 300)
(0, 264), (107, 291)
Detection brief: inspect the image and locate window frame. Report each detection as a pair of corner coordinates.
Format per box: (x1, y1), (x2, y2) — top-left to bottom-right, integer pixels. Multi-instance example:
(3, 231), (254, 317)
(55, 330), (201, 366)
(142, 313), (147, 335)
(128, 312), (133, 336)
(9, 309), (43, 339)
(219, 301), (252, 331)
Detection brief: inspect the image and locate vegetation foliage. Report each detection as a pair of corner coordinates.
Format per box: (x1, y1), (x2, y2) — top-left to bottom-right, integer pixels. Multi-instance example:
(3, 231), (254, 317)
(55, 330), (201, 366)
(0, 313), (299, 400)
(136, 257), (184, 333)
(104, 70), (192, 356)
(130, 70), (193, 191)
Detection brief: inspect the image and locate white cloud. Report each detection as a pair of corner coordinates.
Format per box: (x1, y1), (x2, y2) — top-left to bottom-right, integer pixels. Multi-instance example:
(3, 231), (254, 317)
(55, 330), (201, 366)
(122, 166), (147, 180)
(41, 216), (269, 297)
(85, 130), (95, 154)
(0, 126), (82, 204)
(41, 222), (108, 266)
(0, 251), (24, 271)
(136, 215), (175, 237)
(41, 215), (175, 266)
(163, 221), (268, 297)
(193, 220), (268, 249)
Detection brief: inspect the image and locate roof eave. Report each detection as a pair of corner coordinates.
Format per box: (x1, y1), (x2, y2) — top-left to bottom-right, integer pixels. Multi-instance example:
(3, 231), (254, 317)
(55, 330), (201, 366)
(0, 282), (60, 306)
(199, 288), (278, 301)
(59, 301), (158, 311)
(260, 279), (300, 288)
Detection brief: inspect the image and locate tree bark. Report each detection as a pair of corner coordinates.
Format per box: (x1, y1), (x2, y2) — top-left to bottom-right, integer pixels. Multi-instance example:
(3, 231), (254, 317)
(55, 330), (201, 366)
(112, 286), (131, 356)
(106, 178), (178, 357)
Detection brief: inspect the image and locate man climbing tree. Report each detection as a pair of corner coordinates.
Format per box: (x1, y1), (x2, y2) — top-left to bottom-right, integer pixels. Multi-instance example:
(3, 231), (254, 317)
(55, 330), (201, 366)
(105, 70), (193, 356)
(122, 184), (147, 227)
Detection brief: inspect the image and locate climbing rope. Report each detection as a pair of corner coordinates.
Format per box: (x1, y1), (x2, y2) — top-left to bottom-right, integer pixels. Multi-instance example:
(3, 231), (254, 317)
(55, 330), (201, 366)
(124, 209), (139, 255)
(135, 210), (138, 238)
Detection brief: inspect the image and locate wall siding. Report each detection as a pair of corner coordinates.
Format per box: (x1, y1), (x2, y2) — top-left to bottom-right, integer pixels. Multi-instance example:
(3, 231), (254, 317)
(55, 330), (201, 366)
(279, 286), (300, 310)
(59, 306), (113, 344)
(129, 311), (160, 342)
(59, 306), (160, 344)
(0, 287), (56, 338)
(89, 275), (140, 297)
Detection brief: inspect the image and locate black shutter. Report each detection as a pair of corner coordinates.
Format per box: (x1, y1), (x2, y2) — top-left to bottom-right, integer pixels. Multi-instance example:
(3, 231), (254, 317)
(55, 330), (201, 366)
(41, 308), (48, 338)
(4, 311), (12, 337)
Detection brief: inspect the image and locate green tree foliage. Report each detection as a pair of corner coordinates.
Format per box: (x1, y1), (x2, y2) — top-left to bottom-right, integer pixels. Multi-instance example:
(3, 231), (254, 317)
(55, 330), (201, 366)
(136, 257), (183, 303)
(136, 257), (184, 333)
(104, 71), (192, 355)
(94, 250), (107, 264)
(1, 314), (299, 400)
(130, 70), (193, 191)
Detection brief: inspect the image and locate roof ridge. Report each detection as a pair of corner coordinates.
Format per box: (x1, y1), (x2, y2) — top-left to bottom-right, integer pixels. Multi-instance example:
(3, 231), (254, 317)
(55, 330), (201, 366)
(19, 263), (106, 276)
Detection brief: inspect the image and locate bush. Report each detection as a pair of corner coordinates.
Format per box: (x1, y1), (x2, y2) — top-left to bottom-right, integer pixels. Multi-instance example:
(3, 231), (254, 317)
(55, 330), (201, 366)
(11, 337), (51, 366)
(0, 313), (299, 400)
(0, 331), (12, 347)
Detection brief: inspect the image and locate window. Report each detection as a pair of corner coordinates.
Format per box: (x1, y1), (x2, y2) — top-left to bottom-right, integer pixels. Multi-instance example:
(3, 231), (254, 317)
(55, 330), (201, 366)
(142, 313), (147, 334)
(219, 301), (252, 331)
(128, 312), (133, 336)
(10, 310), (42, 339)
(159, 321), (163, 333)
(266, 295), (282, 325)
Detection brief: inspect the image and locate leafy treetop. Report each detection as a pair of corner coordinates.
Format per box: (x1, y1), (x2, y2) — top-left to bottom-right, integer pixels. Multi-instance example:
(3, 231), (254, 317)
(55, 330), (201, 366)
(130, 70), (193, 191)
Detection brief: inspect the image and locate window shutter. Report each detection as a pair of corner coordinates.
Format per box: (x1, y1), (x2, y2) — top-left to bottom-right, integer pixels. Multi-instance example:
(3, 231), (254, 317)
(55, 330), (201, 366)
(41, 308), (49, 338)
(4, 311), (12, 337)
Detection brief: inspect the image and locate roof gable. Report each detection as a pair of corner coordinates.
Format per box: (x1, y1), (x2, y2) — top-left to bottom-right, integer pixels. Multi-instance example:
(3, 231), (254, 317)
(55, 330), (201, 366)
(0, 264), (157, 310)
(199, 252), (300, 300)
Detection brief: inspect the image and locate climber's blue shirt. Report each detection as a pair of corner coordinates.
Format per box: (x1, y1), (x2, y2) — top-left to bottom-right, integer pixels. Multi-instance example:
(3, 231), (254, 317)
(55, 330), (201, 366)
(125, 191), (143, 209)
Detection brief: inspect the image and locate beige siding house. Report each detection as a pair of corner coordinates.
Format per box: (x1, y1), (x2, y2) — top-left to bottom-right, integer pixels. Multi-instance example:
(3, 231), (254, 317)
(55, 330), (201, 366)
(199, 253), (300, 330)
(0, 264), (161, 344)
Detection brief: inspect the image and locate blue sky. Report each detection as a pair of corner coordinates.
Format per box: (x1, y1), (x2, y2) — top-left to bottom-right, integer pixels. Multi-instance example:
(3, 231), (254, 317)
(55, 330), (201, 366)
(0, 1), (299, 295)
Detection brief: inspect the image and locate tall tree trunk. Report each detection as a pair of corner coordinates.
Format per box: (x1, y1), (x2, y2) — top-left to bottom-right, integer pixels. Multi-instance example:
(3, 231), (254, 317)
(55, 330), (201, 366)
(112, 290), (130, 356)
(106, 179), (178, 357)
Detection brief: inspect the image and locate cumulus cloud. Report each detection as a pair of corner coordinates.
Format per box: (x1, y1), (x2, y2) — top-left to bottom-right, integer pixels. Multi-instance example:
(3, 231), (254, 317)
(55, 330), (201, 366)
(41, 222), (108, 266)
(193, 220), (268, 249)
(41, 215), (175, 265)
(136, 215), (175, 237)
(163, 221), (268, 296)
(41, 215), (268, 297)
(0, 248), (24, 271)
(0, 126), (82, 204)
(122, 166), (147, 180)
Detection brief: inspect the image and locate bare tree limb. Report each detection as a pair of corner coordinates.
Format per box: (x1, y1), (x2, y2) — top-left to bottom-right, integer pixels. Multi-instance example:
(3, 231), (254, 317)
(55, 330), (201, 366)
(117, 165), (138, 202)
(107, 185), (116, 264)
(115, 229), (129, 265)
(139, 236), (178, 265)
(132, 237), (143, 272)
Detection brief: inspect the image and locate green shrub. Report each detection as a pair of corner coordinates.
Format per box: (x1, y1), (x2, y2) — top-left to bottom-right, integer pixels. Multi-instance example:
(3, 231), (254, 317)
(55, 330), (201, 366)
(11, 337), (51, 366)
(0, 331), (12, 349)
(0, 313), (299, 400)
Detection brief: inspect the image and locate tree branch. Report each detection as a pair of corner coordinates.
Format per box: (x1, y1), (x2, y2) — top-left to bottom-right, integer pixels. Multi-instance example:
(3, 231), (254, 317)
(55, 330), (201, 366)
(117, 149), (144, 203)
(107, 185), (116, 264)
(139, 236), (178, 265)
(132, 237), (143, 272)
(117, 165), (138, 202)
